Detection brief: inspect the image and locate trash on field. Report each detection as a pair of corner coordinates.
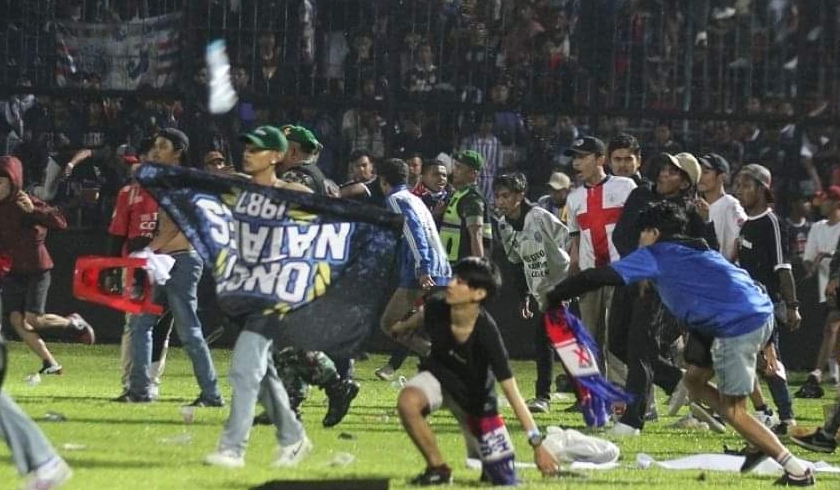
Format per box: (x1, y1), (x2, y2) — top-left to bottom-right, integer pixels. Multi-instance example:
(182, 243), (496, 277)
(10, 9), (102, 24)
(25, 373), (41, 386)
(44, 411), (67, 422)
(338, 432), (356, 440)
(62, 443), (87, 451)
(159, 433), (193, 445)
(180, 406), (195, 424)
(328, 452), (355, 466)
(390, 376), (407, 389)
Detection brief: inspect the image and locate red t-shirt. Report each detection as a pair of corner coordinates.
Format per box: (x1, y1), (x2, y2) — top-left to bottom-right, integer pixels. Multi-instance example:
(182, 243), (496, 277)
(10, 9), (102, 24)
(108, 183), (159, 254)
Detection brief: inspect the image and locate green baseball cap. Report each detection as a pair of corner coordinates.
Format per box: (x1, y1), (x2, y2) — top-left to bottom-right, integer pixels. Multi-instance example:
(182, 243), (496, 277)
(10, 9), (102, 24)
(239, 125), (288, 152)
(454, 150), (484, 170)
(282, 124), (323, 153)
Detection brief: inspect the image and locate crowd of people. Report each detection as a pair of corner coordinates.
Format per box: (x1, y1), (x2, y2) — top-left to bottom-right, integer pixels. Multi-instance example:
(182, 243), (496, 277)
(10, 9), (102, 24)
(2, 1), (840, 489)
(3, 114), (840, 488)
(3, 0), (840, 230)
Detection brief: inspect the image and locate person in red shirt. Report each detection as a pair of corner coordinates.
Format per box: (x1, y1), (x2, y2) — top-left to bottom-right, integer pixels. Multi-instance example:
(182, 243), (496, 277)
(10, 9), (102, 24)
(0, 156), (95, 375)
(107, 141), (172, 399)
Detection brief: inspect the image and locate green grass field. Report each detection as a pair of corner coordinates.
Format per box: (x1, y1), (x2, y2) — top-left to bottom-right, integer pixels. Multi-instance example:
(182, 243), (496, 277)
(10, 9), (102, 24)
(1, 341), (839, 489)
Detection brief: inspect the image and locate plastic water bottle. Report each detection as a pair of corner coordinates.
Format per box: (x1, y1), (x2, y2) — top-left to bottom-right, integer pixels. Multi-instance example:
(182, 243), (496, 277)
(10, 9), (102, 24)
(205, 39), (238, 114)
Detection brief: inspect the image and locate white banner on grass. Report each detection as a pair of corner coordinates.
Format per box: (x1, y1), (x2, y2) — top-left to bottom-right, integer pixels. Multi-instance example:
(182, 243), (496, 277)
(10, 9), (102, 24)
(55, 13), (181, 89)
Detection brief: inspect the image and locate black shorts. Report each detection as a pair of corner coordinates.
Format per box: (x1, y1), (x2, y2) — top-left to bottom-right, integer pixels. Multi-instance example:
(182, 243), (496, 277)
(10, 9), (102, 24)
(684, 329), (714, 369)
(1, 270), (52, 315)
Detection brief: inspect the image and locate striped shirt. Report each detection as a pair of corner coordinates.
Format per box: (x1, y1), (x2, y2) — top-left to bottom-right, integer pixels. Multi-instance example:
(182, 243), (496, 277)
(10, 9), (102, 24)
(461, 134), (502, 207)
(385, 185), (452, 288)
(736, 208), (790, 302)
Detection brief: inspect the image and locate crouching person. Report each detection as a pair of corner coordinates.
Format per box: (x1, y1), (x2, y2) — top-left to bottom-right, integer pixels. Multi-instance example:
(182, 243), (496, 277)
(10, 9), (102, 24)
(394, 257), (558, 486)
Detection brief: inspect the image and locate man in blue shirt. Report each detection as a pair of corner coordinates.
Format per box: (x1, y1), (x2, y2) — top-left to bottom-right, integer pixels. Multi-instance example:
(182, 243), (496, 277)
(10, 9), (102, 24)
(546, 201), (815, 487)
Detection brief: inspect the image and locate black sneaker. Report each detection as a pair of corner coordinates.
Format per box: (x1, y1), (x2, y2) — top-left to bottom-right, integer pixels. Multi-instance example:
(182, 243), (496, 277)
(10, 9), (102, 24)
(410, 465), (452, 486)
(739, 447), (768, 473)
(790, 429), (838, 453)
(187, 396), (225, 407)
(794, 376), (824, 399)
(112, 392), (152, 403)
(253, 411), (272, 425)
(774, 468), (816, 486)
(772, 421), (791, 436)
(323, 380), (360, 427)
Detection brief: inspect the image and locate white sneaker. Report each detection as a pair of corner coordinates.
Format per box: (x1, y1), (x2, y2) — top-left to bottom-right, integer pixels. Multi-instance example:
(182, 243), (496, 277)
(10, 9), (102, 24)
(271, 436), (313, 467)
(689, 402), (726, 434)
(607, 422), (640, 437)
(23, 457), (72, 490)
(375, 364), (395, 381)
(204, 448), (245, 468)
(667, 379), (689, 416)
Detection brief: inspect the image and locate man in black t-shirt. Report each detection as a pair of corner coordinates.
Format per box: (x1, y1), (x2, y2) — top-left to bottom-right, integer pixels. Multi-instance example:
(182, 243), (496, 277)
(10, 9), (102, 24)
(393, 257), (557, 486)
(735, 164), (800, 434)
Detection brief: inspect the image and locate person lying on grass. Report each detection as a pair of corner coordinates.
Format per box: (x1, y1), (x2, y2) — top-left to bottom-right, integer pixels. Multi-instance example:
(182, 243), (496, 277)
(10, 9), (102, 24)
(392, 256), (558, 486)
(546, 201), (815, 487)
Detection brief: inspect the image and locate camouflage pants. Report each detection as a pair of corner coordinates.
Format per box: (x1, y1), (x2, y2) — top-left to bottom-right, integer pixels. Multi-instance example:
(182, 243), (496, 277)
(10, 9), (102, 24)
(273, 348), (338, 403)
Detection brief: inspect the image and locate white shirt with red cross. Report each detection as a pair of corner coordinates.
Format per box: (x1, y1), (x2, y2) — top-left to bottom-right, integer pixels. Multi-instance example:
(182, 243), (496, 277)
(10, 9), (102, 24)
(567, 175), (636, 270)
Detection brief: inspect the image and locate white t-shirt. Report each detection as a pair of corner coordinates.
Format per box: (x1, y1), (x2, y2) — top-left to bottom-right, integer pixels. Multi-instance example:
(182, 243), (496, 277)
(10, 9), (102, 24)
(567, 175), (636, 270)
(803, 219), (840, 303)
(708, 194), (747, 262)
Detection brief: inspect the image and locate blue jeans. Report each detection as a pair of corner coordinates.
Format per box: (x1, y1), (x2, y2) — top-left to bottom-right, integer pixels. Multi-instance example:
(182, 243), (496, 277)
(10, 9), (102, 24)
(129, 251), (220, 400)
(220, 330), (304, 454)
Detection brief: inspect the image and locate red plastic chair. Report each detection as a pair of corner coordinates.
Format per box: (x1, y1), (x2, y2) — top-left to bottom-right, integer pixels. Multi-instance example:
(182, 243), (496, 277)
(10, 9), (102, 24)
(73, 256), (164, 315)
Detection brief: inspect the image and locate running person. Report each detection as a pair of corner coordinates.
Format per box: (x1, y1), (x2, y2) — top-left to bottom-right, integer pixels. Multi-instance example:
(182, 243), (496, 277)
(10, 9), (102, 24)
(547, 201), (815, 486)
(0, 155), (95, 375)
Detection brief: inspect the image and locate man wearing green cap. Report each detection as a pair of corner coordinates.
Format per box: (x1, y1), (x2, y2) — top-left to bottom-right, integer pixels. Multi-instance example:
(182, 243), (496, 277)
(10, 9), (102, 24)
(206, 125), (314, 469)
(255, 124), (360, 428)
(438, 151), (493, 264)
(278, 125), (329, 195)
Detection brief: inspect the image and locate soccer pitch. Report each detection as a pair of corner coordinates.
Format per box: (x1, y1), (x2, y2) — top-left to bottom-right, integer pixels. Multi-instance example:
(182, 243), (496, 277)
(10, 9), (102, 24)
(1, 342), (839, 489)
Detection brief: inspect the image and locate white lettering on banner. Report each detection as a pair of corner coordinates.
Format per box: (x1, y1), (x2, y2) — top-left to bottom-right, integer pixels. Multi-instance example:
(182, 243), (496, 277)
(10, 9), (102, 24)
(196, 192), (355, 304)
(240, 222), (270, 263)
(233, 192), (289, 219)
(220, 261), (312, 303)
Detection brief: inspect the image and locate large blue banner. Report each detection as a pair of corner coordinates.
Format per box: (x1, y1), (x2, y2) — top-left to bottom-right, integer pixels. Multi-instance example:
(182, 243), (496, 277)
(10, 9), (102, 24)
(135, 164), (402, 354)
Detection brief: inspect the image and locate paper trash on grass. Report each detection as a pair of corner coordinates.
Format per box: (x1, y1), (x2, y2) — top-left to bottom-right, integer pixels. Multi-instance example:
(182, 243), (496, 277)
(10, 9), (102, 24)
(636, 453), (840, 475)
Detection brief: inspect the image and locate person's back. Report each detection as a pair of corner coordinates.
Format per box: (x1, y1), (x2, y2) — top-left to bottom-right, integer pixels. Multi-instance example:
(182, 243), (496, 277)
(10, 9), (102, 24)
(625, 239), (773, 338)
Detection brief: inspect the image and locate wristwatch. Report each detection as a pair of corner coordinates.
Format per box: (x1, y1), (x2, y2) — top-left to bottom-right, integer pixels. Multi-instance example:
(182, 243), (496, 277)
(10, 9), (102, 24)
(527, 430), (543, 448)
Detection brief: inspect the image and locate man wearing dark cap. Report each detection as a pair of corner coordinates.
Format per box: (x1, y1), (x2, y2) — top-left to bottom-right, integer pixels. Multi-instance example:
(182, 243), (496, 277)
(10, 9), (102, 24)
(439, 150), (493, 264)
(697, 153), (746, 262)
(203, 150), (231, 174)
(734, 163), (800, 436)
(119, 129), (224, 408)
(563, 136), (636, 398)
(278, 124), (329, 195)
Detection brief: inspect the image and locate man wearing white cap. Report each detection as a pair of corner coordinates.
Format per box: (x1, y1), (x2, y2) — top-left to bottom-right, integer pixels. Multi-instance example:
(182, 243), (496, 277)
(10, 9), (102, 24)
(537, 172), (572, 227)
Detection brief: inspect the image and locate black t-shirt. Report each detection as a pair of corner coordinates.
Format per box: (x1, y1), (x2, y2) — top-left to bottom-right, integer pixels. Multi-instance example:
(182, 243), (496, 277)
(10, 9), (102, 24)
(738, 209), (790, 301)
(419, 295), (513, 416)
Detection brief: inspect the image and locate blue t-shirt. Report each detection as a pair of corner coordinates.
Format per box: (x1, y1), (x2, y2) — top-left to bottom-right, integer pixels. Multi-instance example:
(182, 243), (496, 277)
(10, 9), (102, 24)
(610, 241), (773, 338)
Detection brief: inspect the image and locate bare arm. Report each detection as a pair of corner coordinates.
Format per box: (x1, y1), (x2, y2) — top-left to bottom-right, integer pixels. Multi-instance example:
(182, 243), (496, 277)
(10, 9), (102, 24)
(499, 377), (558, 475)
(467, 223), (485, 258)
(569, 235), (580, 275)
(777, 268), (801, 331)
